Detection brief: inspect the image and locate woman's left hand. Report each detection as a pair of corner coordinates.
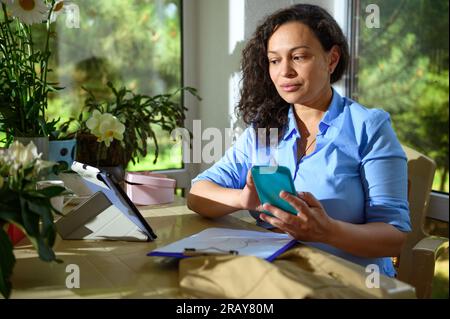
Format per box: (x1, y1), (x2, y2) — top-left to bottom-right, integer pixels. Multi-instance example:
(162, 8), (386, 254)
(259, 191), (336, 243)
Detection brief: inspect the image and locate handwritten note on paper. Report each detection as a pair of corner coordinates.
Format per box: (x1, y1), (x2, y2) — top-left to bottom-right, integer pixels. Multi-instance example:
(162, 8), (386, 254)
(148, 228), (297, 261)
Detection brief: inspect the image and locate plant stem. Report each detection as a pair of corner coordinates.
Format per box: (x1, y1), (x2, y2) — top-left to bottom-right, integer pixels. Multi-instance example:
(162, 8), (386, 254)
(14, 19), (27, 134)
(0, 22), (9, 56)
(96, 142), (103, 167)
(25, 25), (37, 126)
(40, 0), (56, 128)
(1, 4), (26, 135)
(0, 5), (14, 62)
(17, 23), (32, 113)
(0, 7), (14, 78)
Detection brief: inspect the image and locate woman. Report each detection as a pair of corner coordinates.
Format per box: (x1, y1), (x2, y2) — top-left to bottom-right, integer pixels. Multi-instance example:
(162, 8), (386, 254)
(187, 4), (411, 277)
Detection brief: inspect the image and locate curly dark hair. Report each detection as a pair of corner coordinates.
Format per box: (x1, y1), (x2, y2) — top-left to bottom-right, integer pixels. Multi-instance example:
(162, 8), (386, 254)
(237, 4), (349, 141)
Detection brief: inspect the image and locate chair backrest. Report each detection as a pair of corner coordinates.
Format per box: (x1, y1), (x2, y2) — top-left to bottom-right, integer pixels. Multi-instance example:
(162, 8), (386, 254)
(397, 145), (436, 284)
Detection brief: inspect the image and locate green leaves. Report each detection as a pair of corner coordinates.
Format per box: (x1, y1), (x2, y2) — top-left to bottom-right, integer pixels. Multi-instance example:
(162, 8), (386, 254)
(34, 185), (66, 198)
(68, 82), (201, 167)
(358, 0), (449, 191)
(0, 226), (15, 299)
(0, 1), (60, 140)
(0, 184), (65, 298)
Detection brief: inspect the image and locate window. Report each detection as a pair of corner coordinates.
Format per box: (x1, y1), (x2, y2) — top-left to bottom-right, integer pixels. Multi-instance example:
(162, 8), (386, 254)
(352, 0), (449, 193)
(44, 0), (183, 171)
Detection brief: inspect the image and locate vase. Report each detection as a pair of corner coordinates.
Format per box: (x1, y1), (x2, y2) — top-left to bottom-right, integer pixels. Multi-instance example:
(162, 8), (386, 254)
(15, 136), (49, 160)
(49, 139), (77, 171)
(76, 133), (131, 168)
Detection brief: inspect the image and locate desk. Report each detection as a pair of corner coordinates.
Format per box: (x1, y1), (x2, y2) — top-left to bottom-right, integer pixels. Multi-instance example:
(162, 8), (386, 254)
(10, 199), (416, 299)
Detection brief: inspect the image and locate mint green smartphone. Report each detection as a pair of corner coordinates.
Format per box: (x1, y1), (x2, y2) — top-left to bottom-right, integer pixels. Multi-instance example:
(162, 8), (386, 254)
(251, 165), (298, 216)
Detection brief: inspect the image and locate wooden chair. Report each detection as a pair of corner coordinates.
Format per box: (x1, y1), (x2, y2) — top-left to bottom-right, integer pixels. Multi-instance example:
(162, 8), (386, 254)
(396, 145), (449, 298)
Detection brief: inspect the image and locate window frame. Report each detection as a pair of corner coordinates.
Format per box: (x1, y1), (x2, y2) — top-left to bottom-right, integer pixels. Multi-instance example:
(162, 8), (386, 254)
(155, 0), (200, 194)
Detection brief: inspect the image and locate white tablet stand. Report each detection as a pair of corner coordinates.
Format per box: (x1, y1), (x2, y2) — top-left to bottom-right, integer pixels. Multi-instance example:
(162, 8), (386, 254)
(55, 162), (157, 242)
(55, 191), (149, 241)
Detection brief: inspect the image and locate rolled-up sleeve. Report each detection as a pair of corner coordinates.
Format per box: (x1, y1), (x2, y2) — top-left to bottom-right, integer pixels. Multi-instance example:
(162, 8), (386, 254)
(191, 128), (253, 189)
(360, 110), (412, 232)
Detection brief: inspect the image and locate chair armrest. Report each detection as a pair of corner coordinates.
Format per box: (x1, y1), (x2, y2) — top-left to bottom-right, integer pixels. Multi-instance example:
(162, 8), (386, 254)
(410, 236), (449, 298)
(413, 236), (448, 257)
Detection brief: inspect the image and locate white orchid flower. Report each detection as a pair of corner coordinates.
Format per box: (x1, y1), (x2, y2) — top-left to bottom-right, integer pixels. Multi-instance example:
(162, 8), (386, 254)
(4, 141), (56, 180)
(86, 110), (103, 136)
(33, 158), (57, 175)
(97, 113), (125, 147)
(0, 149), (8, 163)
(86, 111), (125, 147)
(9, 140), (40, 168)
(1, 141), (57, 190)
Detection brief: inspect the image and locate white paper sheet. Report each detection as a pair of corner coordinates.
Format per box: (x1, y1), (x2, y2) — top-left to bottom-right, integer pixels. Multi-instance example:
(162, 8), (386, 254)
(148, 228), (296, 261)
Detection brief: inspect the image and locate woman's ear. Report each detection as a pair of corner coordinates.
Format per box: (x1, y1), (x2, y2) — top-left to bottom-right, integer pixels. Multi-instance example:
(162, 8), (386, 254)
(328, 45), (341, 74)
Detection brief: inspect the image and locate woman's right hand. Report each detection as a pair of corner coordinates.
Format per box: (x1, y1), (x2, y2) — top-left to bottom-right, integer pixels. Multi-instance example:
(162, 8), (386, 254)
(239, 170), (262, 211)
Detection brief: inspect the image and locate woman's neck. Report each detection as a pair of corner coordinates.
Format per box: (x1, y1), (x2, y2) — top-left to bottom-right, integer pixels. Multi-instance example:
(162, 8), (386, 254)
(293, 86), (333, 123)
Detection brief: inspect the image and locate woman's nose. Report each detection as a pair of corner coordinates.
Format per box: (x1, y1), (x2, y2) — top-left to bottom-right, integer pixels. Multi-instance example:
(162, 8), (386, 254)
(280, 61), (296, 77)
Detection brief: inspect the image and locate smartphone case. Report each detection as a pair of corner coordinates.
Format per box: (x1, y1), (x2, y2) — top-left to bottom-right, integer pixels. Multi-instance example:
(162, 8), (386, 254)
(251, 166), (298, 216)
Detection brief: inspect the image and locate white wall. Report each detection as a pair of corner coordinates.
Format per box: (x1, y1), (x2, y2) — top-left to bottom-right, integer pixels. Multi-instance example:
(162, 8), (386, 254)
(183, 0), (349, 173)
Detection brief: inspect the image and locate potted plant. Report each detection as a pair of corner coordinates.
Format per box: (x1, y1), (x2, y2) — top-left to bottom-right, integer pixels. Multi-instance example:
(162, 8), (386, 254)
(0, 0), (64, 158)
(62, 81), (200, 181)
(0, 140), (67, 299)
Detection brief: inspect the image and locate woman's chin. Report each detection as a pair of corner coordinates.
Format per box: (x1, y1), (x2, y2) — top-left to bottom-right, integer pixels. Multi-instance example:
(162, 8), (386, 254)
(279, 94), (306, 105)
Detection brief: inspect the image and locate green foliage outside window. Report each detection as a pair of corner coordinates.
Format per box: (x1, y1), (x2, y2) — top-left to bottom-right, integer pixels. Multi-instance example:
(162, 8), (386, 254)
(42, 0), (183, 170)
(357, 0), (449, 192)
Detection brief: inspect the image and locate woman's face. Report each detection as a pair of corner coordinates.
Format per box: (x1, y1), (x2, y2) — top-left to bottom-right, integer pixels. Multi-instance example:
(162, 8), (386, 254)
(267, 21), (340, 107)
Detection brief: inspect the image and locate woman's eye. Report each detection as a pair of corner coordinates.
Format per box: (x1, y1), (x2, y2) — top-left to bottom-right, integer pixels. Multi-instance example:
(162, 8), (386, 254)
(293, 56), (305, 61)
(269, 60), (279, 65)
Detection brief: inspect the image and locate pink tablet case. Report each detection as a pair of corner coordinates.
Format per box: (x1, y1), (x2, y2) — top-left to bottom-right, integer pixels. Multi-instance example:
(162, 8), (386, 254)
(125, 171), (176, 205)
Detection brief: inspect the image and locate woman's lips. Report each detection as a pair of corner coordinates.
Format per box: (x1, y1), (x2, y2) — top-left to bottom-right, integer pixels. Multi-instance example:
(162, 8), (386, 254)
(280, 84), (301, 92)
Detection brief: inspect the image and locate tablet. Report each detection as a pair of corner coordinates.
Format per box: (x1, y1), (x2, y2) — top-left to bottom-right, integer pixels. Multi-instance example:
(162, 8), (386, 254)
(71, 161), (157, 241)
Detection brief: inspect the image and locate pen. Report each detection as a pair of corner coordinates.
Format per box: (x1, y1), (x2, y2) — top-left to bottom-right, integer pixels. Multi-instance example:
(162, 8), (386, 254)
(183, 248), (239, 257)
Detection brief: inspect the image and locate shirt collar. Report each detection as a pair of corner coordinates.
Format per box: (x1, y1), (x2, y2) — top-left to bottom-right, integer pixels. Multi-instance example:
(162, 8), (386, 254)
(319, 88), (344, 130)
(282, 88), (344, 141)
(282, 106), (301, 141)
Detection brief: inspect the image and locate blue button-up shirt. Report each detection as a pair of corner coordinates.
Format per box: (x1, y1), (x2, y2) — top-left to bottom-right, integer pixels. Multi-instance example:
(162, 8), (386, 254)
(192, 89), (411, 277)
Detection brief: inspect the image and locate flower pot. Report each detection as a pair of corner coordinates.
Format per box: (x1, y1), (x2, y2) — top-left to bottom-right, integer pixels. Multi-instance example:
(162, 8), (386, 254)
(76, 133), (131, 168)
(14, 136), (49, 160)
(49, 139), (77, 171)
